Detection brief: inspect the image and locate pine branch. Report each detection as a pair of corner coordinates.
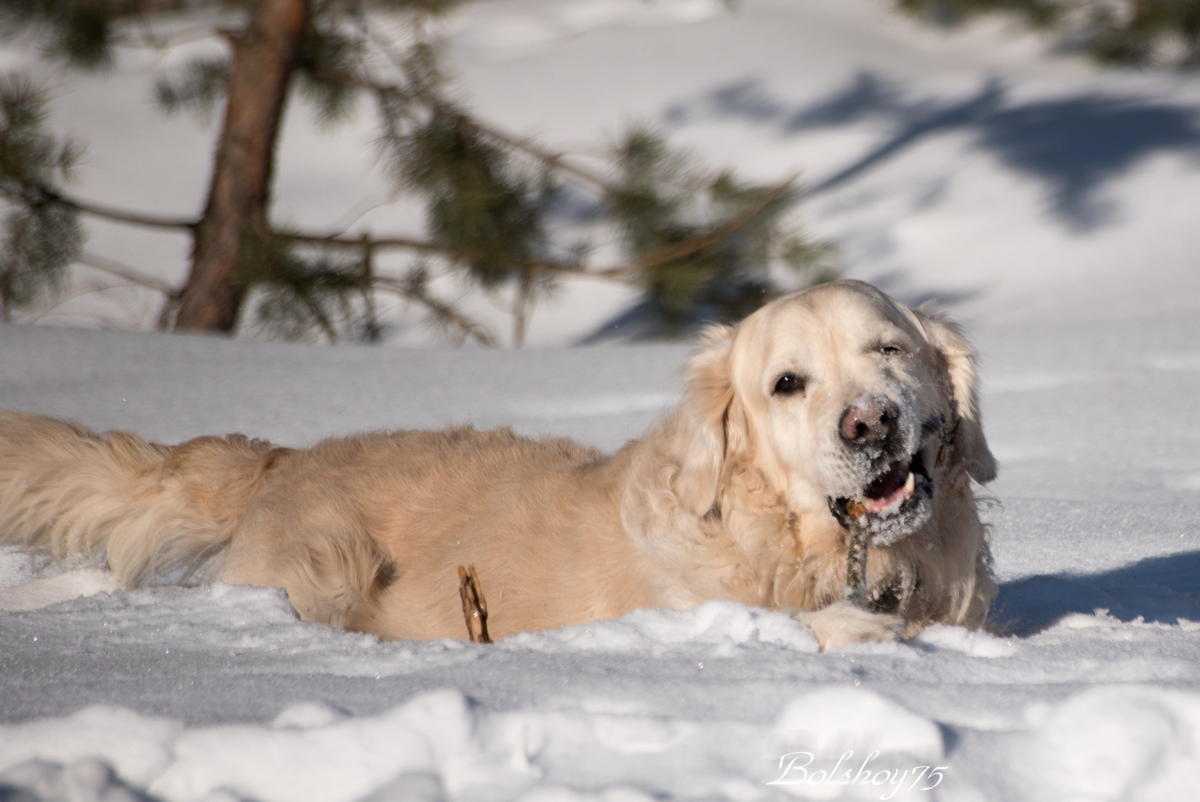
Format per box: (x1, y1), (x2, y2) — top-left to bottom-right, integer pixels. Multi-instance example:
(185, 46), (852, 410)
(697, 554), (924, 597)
(299, 290), (340, 344)
(432, 102), (614, 196)
(588, 174), (798, 279)
(290, 229), (484, 259)
(353, 33), (615, 195)
(21, 179), (794, 288)
(75, 251), (179, 296)
(290, 179), (797, 286)
(372, 273), (495, 346)
(153, 56), (233, 122)
(62, 191), (197, 230)
(17, 281), (135, 325)
(287, 229), (585, 280)
(512, 269), (533, 347)
(73, 252), (181, 330)
(8, 180), (582, 282)
(122, 21), (227, 52)
(3, 184), (199, 231)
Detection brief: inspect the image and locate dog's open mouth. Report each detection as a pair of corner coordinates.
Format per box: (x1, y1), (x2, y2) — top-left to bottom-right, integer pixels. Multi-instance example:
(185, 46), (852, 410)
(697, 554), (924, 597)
(828, 448), (934, 545)
(859, 456), (917, 514)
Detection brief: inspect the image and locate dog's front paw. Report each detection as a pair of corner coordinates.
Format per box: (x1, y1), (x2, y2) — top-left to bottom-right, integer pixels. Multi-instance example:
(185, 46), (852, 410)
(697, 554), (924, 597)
(792, 601), (903, 652)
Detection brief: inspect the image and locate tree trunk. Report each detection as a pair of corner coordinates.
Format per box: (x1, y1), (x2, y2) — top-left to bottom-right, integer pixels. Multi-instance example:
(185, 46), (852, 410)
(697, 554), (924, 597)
(173, 0), (309, 332)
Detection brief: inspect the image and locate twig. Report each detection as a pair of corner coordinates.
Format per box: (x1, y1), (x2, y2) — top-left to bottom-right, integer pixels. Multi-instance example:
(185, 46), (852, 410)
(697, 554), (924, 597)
(293, 230), (603, 285)
(512, 269), (534, 348)
(38, 187), (197, 231)
(297, 291), (340, 344)
(585, 174), (798, 279)
(19, 277), (161, 326)
(372, 275), (496, 347)
(290, 230), (491, 261)
(457, 565), (492, 644)
(325, 193), (398, 237)
(122, 22), (227, 53)
(75, 252), (179, 296)
(18, 281), (127, 324)
(845, 501), (868, 609)
(73, 253), (181, 330)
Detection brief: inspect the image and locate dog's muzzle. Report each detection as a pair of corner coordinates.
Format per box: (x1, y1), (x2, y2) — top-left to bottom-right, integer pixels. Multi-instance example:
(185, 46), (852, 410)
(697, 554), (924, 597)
(827, 415), (945, 545)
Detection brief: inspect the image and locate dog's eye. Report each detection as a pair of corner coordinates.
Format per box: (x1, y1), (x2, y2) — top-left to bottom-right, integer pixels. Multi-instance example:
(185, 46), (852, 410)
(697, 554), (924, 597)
(773, 373), (805, 396)
(878, 343), (905, 356)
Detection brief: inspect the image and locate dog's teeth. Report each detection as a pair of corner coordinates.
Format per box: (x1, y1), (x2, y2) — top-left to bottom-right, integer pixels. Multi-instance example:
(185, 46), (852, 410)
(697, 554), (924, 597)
(904, 471), (915, 493)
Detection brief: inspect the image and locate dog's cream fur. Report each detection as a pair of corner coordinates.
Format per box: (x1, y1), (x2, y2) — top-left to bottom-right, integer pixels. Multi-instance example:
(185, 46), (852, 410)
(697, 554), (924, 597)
(0, 281), (997, 650)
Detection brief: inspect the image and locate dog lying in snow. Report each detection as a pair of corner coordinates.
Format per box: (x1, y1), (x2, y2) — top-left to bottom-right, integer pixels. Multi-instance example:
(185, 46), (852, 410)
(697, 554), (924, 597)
(0, 281), (997, 650)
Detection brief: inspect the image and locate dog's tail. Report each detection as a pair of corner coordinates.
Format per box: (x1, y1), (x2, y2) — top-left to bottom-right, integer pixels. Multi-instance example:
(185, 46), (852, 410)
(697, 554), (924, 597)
(0, 411), (284, 587)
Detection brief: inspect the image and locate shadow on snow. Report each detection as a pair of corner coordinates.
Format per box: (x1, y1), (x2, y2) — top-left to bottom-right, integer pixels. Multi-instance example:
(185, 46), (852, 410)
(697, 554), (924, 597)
(664, 72), (1200, 231)
(993, 549), (1200, 636)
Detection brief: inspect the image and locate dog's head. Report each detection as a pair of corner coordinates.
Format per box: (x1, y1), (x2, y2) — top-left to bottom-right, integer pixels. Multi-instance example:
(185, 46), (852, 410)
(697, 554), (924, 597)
(671, 280), (996, 545)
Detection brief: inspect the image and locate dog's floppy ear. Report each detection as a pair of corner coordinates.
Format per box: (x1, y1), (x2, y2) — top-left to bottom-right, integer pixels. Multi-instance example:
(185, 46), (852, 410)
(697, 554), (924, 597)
(671, 324), (736, 516)
(914, 308), (998, 483)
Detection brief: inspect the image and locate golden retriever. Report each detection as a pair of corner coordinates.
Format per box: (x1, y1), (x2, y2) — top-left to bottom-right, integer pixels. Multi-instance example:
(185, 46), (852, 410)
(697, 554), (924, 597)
(0, 281), (997, 650)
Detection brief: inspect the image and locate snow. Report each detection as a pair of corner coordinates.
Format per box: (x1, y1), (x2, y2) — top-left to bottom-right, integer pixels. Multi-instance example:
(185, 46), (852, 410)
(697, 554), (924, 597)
(3, 319), (1198, 801)
(0, 567), (122, 613)
(2, 0), (1200, 799)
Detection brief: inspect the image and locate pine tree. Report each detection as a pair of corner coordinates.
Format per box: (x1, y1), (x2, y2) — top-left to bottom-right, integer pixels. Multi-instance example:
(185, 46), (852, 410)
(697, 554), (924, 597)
(170, 0), (311, 332)
(0, 1), (834, 345)
(602, 126), (832, 336)
(1, 0), (458, 337)
(897, 0), (1200, 67)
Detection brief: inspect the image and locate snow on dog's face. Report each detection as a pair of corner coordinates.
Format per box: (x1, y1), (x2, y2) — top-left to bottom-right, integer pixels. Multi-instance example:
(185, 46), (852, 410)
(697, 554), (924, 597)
(671, 281), (996, 545)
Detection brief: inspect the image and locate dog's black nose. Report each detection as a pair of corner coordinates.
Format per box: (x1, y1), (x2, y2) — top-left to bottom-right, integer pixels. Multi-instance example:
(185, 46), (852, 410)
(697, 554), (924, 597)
(840, 396), (899, 445)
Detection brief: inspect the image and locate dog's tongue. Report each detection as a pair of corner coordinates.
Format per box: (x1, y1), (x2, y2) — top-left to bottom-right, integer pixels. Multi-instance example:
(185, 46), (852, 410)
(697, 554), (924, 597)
(859, 459), (912, 514)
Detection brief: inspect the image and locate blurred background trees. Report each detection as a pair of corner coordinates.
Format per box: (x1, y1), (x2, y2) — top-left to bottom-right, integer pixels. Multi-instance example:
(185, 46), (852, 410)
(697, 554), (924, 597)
(897, 0), (1200, 66)
(0, 0), (833, 346)
(0, 73), (84, 323)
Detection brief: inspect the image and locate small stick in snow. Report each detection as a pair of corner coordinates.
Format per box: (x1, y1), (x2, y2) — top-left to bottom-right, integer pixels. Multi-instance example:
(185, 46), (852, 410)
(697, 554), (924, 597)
(458, 564), (492, 644)
(845, 501), (869, 609)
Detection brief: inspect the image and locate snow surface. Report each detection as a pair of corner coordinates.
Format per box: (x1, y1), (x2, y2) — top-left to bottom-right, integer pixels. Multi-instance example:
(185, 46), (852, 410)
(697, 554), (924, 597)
(2, 0), (1200, 800)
